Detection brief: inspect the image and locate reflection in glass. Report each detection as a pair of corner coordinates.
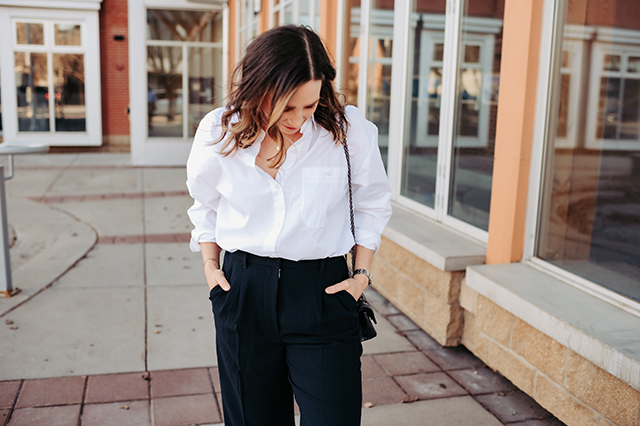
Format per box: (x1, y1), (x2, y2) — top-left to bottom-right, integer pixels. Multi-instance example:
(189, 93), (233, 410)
(54, 24), (81, 46)
(147, 46), (183, 137)
(284, 3), (294, 24)
(603, 54), (621, 72)
(427, 65), (443, 137)
(188, 47), (222, 137)
(147, 10), (222, 42)
(400, 1), (446, 208)
(557, 74), (570, 138)
(53, 54), (86, 132)
(299, 0), (320, 29)
(537, 0), (640, 303)
(596, 51), (640, 142)
(448, 1), (503, 230)
(464, 45), (480, 63)
(367, 1), (394, 168)
(621, 79), (639, 140)
(16, 22), (44, 45)
(15, 52), (49, 132)
(345, 0), (361, 107)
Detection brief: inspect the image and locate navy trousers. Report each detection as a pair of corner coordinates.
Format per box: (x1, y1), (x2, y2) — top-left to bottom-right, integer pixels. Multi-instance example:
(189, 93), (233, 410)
(209, 250), (363, 426)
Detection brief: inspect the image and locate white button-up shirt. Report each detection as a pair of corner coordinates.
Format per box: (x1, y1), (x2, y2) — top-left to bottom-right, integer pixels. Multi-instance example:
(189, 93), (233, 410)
(186, 105), (392, 261)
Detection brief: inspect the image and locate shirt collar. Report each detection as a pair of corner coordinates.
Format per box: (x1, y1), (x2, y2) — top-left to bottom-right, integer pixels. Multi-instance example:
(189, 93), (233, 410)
(236, 116), (317, 169)
(237, 130), (263, 167)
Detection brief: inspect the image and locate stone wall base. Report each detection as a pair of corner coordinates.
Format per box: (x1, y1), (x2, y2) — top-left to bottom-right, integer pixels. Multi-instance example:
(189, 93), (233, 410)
(460, 281), (640, 426)
(372, 236), (463, 347)
(375, 235), (640, 426)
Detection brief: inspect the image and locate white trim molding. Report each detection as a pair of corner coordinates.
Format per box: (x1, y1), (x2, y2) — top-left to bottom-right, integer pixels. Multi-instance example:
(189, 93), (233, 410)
(0, 0), (102, 10)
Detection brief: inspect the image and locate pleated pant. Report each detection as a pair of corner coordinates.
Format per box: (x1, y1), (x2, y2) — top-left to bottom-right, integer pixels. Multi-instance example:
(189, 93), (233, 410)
(209, 250), (363, 426)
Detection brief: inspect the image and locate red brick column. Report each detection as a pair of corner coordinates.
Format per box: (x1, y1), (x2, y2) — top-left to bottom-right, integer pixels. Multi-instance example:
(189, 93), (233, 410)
(99, 0), (130, 152)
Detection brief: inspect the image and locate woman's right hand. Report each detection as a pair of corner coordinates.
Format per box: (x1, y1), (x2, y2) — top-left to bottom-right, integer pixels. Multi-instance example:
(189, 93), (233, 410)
(205, 261), (231, 291)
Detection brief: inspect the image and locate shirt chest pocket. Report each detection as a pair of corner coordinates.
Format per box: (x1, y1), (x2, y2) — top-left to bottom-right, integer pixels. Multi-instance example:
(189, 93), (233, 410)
(301, 167), (347, 228)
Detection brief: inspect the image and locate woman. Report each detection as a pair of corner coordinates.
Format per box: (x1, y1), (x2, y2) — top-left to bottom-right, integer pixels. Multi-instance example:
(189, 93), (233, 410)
(187, 25), (392, 426)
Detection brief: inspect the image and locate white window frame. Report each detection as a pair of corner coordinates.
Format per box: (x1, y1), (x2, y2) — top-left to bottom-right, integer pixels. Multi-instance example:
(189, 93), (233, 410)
(0, 6), (102, 146)
(524, 0), (640, 317)
(129, 0), (228, 166)
(585, 33), (640, 151)
(377, 0), (502, 243)
(269, 0), (294, 27)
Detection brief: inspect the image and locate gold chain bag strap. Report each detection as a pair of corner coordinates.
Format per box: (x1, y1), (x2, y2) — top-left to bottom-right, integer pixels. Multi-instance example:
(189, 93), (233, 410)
(341, 126), (378, 342)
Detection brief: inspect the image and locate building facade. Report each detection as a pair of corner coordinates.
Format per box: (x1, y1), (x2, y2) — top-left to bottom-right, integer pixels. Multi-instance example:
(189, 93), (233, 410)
(1, 0), (639, 424)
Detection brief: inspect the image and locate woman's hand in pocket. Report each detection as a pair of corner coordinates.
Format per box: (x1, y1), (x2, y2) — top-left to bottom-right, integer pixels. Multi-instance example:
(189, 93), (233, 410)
(325, 274), (368, 301)
(204, 262), (230, 291)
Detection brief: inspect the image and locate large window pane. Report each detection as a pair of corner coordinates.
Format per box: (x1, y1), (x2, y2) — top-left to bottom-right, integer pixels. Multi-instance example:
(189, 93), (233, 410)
(537, 0), (640, 303)
(400, 1), (446, 208)
(147, 46), (183, 137)
(15, 52), (49, 132)
(53, 54), (86, 132)
(448, 0), (504, 230)
(367, 1), (393, 168)
(188, 47), (222, 137)
(147, 10), (222, 43)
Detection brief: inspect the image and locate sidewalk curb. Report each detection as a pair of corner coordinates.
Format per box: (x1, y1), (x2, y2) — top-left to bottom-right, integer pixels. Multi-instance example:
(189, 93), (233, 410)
(0, 197), (97, 316)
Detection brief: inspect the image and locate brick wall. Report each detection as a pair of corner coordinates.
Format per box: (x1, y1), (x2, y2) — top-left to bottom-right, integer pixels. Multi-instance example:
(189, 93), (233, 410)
(99, 0), (130, 151)
(374, 236), (640, 426)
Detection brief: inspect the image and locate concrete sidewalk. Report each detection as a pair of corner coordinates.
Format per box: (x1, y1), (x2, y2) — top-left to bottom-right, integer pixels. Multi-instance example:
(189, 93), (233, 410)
(0, 153), (563, 426)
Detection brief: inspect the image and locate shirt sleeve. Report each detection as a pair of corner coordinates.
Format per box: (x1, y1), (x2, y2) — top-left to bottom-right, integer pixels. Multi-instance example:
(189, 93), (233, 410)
(344, 106), (393, 253)
(186, 109), (224, 252)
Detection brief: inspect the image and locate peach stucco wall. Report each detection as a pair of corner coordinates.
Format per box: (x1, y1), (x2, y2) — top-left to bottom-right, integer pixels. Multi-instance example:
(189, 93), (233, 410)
(485, 0), (544, 264)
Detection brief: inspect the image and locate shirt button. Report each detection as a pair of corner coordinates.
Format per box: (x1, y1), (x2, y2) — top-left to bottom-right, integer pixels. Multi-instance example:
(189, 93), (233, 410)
(271, 183), (279, 190)
(326, 171), (332, 176)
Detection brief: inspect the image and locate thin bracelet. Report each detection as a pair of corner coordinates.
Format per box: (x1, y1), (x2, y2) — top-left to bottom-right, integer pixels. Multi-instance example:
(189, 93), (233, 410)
(204, 257), (219, 268)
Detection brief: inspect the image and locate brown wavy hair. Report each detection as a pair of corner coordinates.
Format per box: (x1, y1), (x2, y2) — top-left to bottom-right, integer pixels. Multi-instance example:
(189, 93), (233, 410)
(215, 25), (348, 167)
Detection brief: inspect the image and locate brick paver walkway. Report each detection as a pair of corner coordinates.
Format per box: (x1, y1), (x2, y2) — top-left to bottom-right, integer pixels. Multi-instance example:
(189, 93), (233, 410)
(0, 158), (564, 426)
(0, 290), (562, 426)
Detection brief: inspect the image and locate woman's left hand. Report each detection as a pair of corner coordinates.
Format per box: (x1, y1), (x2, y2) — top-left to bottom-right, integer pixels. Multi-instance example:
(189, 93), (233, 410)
(325, 273), (369, 301)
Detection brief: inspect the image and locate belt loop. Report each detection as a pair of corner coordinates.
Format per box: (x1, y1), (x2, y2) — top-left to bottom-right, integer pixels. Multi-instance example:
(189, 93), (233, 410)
(241, 251), (248, 269)
(319, 258), (325, 273)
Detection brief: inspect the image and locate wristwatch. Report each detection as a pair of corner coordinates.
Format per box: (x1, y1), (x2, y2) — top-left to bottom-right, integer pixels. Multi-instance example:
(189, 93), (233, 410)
(353, 269), (372, 286)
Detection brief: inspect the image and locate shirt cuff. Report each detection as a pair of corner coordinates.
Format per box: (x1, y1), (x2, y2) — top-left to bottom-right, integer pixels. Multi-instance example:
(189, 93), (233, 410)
(355, 228), (382, 254)
(190, 229), (216, 252)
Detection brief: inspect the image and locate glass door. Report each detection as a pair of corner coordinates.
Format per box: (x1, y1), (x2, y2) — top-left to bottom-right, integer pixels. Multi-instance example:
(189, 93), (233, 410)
(128, 0), (227, 166)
